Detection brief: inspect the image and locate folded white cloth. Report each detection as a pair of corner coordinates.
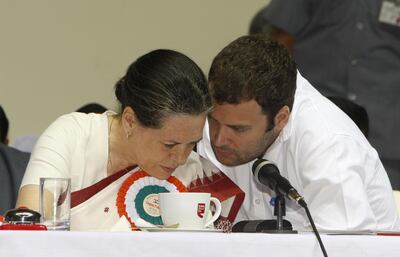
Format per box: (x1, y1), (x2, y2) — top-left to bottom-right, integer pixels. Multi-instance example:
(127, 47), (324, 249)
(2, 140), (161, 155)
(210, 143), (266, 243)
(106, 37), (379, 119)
(110, 216), (134, 232)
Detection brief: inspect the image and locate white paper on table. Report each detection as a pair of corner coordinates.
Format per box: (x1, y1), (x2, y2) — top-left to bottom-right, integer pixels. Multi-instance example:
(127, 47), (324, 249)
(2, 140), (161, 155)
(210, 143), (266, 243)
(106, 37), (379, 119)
(110, 216), (133, 232)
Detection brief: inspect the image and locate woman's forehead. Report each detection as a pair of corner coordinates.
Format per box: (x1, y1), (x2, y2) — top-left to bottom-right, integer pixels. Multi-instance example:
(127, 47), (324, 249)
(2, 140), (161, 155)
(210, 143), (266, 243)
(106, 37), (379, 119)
(151, 114), (206, 142)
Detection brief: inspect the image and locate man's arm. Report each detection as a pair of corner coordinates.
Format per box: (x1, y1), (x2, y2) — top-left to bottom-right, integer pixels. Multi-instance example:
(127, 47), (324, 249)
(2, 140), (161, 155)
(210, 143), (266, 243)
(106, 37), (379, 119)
(296, 132), (398, 230)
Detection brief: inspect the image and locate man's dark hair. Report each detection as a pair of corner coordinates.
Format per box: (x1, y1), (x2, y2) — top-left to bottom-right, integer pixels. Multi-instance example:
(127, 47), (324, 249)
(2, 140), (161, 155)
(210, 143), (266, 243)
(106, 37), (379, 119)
(208, 35), (297, 125)
(0, 105), (9, 144)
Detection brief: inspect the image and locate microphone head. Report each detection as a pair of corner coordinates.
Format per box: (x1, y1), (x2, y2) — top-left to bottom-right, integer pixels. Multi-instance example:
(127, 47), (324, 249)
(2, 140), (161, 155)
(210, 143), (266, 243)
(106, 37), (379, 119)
(252, 158), (265, 175)
(252, 159), (279, 176)
(252, 159), (306, 206)
(252, 159), (280, 190)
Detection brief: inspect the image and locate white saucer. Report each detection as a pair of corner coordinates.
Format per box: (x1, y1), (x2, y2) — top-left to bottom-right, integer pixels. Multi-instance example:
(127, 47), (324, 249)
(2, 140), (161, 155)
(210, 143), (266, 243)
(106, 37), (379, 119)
(139, 227), (223, 233)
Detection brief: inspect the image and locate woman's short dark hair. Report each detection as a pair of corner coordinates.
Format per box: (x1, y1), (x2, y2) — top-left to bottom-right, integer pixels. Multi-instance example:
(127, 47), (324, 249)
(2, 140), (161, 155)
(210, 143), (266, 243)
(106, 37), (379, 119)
(0, 105), (9, 143)
(115, 49), (211, 128)
(76, 103), (107, 114)
(209, 35), (297, 124)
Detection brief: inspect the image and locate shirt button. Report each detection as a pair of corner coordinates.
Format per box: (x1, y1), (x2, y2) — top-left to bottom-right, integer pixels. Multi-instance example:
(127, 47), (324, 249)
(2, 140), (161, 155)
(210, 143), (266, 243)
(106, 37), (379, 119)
(254, 199), (262, 205)
(347, 93), (357, 101)
(351, 59), (358, 65)
(356, 22), (364, 30)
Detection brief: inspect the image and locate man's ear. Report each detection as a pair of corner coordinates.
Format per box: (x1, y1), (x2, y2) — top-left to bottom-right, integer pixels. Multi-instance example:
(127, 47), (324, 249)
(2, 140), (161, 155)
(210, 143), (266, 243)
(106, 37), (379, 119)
(274, 105), (290, 131)
(121, 107), (137, 137)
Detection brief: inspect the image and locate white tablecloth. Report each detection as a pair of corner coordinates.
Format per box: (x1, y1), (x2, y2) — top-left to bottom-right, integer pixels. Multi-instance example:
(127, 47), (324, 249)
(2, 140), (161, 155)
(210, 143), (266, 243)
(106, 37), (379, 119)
(0, 231), (399, 257)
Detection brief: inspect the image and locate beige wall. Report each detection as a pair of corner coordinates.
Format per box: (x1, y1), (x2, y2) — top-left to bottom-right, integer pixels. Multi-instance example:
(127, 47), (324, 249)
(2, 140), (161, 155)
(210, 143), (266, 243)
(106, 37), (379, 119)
(0, 0), (269, 143)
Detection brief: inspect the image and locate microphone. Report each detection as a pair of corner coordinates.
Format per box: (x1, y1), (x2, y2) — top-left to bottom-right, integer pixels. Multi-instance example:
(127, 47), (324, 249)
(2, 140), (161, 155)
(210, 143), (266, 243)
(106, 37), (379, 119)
(251, 159), (328, 257)
(252, 159), (306, 208)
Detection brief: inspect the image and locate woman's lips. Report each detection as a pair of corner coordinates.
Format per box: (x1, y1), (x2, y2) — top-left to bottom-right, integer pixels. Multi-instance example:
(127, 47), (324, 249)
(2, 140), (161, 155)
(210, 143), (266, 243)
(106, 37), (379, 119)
(161, 166), (176, 174)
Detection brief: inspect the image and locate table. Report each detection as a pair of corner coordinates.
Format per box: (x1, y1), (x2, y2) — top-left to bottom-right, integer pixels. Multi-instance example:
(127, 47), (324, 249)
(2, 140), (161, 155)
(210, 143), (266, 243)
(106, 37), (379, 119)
(0, 231), (399, 257)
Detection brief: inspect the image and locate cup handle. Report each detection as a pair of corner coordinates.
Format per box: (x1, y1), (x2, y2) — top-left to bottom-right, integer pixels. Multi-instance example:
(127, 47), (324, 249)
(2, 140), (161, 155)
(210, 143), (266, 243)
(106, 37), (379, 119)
(204, 197), (222, 228)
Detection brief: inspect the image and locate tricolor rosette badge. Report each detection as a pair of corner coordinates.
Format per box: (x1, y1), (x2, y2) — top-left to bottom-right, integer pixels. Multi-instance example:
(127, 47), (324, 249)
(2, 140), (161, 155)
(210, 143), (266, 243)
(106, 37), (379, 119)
(117, 170), (187, 228)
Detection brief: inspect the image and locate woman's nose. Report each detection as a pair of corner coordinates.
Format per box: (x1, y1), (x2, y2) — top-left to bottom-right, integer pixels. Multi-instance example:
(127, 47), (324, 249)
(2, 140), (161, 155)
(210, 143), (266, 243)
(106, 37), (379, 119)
(170, 145), (191, 165)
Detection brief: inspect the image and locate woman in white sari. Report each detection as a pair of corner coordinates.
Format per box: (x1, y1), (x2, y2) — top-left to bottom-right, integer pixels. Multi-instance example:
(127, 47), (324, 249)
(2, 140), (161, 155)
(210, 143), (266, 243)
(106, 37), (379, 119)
(16, 49), (243, 231)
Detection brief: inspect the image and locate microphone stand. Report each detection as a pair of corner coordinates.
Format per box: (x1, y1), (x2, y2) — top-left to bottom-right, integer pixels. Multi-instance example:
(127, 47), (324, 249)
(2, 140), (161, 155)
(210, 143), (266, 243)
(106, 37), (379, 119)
(275, 193), (285, 231)
(231, 193), (296, 234)
(261, 192), (297, 234)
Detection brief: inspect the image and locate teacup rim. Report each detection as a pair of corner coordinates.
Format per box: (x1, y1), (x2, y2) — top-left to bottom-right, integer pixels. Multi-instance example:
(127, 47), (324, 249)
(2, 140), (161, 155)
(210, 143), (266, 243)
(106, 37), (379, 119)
(158, 192), (211, 196)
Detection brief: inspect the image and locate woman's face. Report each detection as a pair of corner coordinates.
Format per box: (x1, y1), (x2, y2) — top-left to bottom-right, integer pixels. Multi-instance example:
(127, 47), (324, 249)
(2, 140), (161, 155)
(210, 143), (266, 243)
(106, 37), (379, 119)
(130, 113), (206, 180)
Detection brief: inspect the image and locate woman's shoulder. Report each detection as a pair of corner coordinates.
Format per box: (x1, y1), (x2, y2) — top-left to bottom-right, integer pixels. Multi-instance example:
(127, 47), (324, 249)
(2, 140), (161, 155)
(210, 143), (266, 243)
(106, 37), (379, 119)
(34, 111), (109, 150)
(45, 111), (108, 135)
(55, 111), (108, 127)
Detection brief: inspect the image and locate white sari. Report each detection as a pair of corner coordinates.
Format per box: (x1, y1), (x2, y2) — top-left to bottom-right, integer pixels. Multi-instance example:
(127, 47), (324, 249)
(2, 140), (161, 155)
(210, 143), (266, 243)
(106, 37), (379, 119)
(70, 153), (244, 231)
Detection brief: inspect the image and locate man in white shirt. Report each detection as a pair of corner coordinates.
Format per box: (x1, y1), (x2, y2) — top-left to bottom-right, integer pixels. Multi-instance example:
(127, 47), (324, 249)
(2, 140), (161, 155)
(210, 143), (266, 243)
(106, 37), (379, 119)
(197, 35), (400, 231)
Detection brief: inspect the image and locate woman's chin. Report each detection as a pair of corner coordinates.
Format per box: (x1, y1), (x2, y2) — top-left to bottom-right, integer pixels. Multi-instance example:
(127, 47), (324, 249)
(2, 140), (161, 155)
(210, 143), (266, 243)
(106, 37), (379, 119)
(152, 169), (174, 180)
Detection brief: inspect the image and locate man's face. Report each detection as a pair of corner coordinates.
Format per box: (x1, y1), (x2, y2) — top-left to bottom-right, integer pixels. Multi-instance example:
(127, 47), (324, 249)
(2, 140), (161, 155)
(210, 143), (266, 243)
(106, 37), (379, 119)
(208, 100), (279, 166)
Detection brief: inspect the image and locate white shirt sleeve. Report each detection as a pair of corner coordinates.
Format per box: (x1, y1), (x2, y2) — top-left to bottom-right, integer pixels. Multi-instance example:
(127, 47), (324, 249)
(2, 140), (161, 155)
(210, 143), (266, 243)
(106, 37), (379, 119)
(20, 113), (84, 187)
(294, 125), (397, 230)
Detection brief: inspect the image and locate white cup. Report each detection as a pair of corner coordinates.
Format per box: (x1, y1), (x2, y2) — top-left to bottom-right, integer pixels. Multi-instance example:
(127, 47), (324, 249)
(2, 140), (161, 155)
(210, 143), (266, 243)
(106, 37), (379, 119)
(39, 178), (71, 231)
(158, 192), (221, 229)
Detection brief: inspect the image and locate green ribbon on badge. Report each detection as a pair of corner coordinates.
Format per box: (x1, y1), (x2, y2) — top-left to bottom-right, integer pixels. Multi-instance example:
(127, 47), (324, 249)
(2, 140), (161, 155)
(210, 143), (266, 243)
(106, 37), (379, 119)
(134, 185), (169, 225)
